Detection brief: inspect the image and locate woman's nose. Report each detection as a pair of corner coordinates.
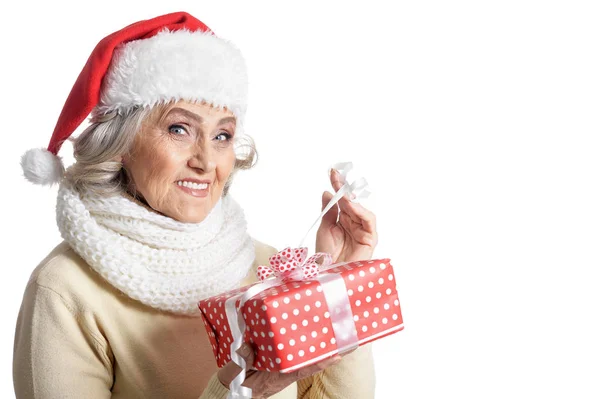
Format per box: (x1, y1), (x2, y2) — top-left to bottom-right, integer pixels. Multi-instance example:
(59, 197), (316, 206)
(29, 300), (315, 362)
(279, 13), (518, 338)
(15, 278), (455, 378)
(187, 145), (216, 172)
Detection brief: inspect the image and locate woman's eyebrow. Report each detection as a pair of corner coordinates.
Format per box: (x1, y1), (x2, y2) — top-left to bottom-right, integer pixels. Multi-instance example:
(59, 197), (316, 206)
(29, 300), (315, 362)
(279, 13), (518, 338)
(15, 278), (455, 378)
(167, 107), (236, 126)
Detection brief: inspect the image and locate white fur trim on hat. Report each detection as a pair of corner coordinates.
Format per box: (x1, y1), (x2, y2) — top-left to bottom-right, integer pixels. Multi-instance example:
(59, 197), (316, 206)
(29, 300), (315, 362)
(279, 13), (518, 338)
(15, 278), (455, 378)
(21, 148), (65, 185)
(96, 28), (248, 123)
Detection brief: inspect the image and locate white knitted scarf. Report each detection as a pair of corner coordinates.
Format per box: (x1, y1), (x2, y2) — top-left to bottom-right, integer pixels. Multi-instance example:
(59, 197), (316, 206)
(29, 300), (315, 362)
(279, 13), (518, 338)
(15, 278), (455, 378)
(55, 180), (256, 316)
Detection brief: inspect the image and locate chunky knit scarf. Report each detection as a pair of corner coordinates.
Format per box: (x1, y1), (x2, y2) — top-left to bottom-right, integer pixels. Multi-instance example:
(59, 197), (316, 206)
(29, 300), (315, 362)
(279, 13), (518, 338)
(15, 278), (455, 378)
(55, 180), (256, 316)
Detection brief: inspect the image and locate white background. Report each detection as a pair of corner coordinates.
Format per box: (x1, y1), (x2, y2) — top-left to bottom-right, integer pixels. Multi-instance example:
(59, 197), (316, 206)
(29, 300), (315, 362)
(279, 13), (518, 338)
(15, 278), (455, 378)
(1, 0), (599, 398)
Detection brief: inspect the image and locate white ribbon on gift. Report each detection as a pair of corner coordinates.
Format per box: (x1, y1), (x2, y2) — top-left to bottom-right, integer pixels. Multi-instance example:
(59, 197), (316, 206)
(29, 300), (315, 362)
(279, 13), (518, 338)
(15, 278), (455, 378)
(224, 161), (370, 399)
(225, 279), (280, 398)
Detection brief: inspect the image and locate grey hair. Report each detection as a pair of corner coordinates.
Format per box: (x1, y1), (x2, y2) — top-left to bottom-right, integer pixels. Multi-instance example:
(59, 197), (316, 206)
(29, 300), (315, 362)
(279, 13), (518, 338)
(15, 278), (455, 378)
(65, 104), (258, 197)
(225, 133), (259, 197)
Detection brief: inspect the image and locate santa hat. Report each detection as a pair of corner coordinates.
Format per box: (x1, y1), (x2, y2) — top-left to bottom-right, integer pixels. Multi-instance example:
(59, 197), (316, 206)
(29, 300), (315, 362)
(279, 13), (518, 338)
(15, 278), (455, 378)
(21, 11), (248, 185)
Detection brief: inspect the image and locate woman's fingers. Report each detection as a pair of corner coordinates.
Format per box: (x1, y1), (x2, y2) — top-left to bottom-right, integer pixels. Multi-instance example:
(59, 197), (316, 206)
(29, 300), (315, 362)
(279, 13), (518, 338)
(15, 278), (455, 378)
(338, 199), (376, 236)
(223, 349), (343, 398)
(330, 169), (357, 201)
(329, 168), (344, 191)
(321, 191), (338, 227)
(338, 211), (377, 250)
(218, 343), (255, 387)
(347, 201), (376, 233)
(338, 211), (358, 233)
(247, 355), (341, 397)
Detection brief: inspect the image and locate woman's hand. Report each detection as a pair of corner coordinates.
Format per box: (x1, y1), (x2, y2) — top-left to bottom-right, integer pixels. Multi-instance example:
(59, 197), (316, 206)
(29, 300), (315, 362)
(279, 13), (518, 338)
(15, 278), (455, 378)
(315, 168), (378, 263)
(217, 343), (342, 398)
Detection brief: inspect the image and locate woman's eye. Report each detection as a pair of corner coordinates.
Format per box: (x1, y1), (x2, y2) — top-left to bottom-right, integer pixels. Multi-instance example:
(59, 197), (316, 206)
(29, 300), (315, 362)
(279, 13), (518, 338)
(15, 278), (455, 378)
(168, 124), (187, 135)
(215, 132), (233, 142)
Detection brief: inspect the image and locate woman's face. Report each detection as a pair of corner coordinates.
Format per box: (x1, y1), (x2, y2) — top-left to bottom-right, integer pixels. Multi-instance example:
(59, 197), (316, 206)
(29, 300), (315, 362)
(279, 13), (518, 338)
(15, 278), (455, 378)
(122, 100), (237, 223)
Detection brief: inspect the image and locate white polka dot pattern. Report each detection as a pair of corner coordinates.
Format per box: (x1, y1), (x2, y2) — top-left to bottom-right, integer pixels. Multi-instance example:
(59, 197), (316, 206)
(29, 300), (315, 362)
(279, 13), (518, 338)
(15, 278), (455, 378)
(198, 258), (403, 372)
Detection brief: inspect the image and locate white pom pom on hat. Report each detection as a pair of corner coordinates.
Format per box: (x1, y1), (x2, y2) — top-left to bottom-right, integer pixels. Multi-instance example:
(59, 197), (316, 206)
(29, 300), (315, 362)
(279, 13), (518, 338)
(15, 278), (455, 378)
(21, 148), (66, 185)
(21, 11), (248, 186)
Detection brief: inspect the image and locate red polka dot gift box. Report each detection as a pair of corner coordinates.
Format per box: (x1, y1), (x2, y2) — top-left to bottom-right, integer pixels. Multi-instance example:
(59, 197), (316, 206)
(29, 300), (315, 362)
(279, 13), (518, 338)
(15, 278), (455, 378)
(198, 250), (404, 373)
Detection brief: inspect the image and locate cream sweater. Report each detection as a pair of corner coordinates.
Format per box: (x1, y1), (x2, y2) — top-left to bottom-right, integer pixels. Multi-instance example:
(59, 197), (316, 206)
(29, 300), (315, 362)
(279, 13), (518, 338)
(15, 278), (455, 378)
(13, 239), (375, 398)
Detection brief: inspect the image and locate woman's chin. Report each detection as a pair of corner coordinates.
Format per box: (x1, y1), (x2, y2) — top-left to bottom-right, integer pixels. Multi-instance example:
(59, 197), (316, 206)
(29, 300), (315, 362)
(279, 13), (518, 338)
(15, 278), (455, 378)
(172, 206), (210, 224)
(152, 190), (216, 223)
(186, 214), (208, 223)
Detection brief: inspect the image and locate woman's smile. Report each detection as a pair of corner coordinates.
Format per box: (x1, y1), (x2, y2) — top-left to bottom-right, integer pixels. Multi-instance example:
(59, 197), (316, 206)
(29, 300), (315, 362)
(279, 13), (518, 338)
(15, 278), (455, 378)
(175, 179), (210, 198)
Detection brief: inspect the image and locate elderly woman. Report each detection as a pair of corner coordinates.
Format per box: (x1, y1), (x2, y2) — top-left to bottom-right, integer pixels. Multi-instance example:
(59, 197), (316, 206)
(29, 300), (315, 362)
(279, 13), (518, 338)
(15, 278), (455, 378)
(13, 12), (378, 399)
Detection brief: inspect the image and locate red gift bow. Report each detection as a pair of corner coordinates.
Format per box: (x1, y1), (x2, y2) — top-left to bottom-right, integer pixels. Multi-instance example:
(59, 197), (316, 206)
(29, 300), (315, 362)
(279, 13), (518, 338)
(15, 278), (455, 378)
(257, 247), (333, 282)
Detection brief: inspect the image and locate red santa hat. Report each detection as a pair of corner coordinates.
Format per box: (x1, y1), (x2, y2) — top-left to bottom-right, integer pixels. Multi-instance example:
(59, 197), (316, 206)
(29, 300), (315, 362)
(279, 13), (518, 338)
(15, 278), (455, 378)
(21, 11), (248, 185)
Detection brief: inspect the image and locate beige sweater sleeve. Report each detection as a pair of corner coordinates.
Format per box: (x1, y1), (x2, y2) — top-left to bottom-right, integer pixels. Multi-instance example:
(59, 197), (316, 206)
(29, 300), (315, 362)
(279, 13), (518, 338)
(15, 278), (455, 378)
(296, 343), (376, 399)
(13, 282), (114, 398)
(197, 373), (230, 399)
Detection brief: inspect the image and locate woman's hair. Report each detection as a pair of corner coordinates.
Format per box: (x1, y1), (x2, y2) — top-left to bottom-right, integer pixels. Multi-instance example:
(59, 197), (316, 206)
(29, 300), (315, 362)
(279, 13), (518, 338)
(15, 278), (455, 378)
(65, 102), (258, 198)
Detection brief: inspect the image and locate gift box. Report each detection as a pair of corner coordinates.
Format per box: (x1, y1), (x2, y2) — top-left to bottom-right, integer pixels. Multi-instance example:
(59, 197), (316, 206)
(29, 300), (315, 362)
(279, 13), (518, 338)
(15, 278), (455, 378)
(198, 257), (403, 373)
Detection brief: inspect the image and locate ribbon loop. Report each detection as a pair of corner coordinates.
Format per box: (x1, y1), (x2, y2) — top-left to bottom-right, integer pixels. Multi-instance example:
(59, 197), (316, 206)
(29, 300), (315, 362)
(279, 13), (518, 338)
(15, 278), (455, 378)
(299, 162), (370, 247)
(257, 247), (332, 282)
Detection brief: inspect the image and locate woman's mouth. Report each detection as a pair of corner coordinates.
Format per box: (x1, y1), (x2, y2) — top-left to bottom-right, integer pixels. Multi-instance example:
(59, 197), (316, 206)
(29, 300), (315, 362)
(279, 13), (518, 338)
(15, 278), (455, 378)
(175, 180), (209, 197)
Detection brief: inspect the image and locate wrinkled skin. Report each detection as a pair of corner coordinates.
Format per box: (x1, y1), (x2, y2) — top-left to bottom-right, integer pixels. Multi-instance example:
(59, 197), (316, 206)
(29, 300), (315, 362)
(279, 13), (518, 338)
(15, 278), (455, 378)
(122, 100), (237, 223)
